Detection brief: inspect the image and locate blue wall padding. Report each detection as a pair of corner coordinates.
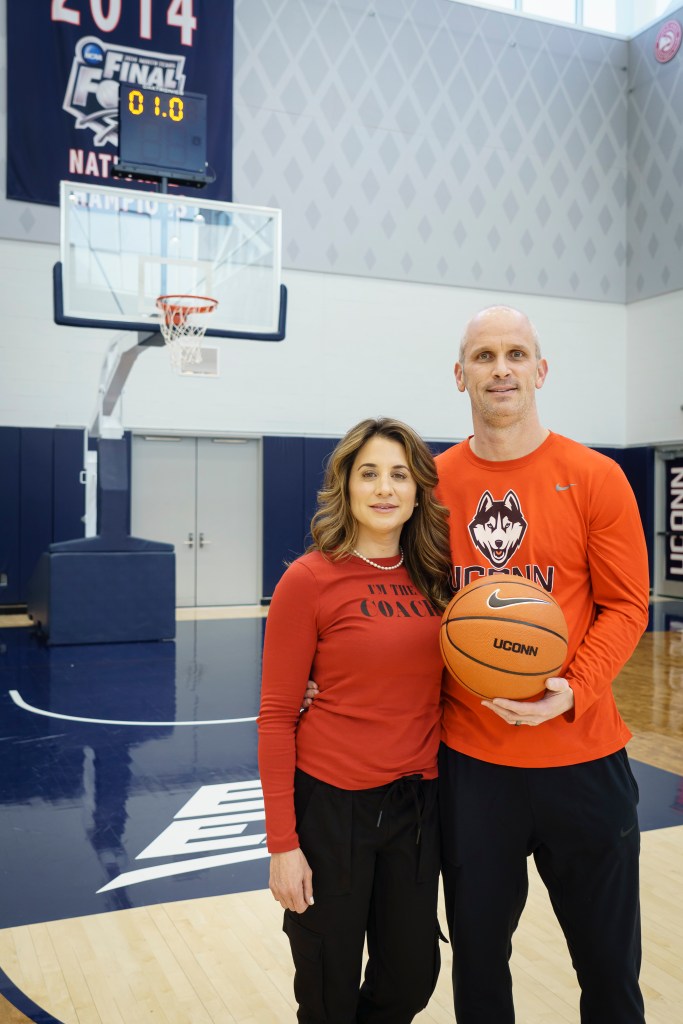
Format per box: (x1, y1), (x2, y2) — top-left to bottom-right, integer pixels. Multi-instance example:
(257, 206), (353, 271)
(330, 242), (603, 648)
(0, 428), (21, 603)
(27, 550), (176, 645)
(97, 438), (131, 538)
(595, 445), (655, 587)
(19, 429), (54, 598)
(262, 436), (305, 597)
(1, 426), (660, 610)
(53, 429), (86, 542)
(0, 426), (86, 604)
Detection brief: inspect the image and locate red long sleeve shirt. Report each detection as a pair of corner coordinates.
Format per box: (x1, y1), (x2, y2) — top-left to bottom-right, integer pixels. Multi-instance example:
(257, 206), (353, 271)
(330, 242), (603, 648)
(435, 432), (650, 768)
(257, 551), (444, 852)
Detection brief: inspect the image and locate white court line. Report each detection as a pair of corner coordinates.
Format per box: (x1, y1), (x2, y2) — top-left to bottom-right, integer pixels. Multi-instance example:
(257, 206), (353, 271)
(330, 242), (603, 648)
(96, 847), (271, 892)
(8, 689), (257, 727)
(176, 605), (269, 620)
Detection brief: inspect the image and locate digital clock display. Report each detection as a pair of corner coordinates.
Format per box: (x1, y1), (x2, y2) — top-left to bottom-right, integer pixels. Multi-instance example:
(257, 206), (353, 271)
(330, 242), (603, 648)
(128, 89), (185, 122)
(116, 86), (208, 183)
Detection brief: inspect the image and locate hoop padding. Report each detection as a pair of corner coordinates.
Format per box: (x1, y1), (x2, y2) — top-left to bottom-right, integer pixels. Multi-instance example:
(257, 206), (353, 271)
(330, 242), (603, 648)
(156, 295), (218, 369)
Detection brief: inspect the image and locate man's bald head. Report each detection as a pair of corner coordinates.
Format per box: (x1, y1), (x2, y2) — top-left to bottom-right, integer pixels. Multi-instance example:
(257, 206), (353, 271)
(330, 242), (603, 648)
(459, 306), (541, 363)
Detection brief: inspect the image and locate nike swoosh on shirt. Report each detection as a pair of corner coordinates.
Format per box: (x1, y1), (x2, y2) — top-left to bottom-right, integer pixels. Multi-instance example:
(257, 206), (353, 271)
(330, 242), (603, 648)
(486, 590), (551, 610)
(555, 483), (577, 491)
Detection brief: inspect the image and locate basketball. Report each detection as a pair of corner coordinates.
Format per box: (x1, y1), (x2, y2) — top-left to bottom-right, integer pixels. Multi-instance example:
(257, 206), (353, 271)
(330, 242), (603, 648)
(440, 577), (568, 700)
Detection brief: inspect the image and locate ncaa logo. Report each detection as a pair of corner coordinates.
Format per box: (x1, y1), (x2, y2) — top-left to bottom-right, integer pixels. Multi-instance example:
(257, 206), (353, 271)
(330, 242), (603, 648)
(63, 36), (186, 147)
(82, 41), (104, 66)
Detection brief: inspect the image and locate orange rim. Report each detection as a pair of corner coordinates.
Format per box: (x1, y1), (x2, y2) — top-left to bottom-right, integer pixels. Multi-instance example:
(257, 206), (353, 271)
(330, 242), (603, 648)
(156, 294), (218, 325)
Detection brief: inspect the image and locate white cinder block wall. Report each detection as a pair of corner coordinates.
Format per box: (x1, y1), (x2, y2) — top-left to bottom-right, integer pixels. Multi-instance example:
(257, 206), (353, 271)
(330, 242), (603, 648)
(0, 238), (634, 445)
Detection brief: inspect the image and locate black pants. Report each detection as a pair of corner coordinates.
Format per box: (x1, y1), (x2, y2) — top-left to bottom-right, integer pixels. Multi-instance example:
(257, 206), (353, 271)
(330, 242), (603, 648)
(283, 770), (441, 1024)
(438, 745), (646, 1024)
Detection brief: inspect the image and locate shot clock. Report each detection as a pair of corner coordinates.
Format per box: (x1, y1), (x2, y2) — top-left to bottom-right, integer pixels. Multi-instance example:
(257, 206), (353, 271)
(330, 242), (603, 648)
(114, 86), (208, 186)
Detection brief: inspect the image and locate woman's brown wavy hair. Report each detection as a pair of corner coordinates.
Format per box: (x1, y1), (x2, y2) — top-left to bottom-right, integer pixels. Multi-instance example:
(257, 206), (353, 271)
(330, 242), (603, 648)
(308, 417), (453, 611)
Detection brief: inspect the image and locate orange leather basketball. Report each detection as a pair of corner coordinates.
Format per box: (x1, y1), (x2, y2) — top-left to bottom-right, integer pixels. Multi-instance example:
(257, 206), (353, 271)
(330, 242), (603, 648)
(440, 577), (568, 700)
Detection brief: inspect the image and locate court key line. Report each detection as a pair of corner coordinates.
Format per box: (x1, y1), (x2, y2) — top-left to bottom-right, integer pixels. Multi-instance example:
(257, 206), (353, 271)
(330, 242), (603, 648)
(8, 690), (257, 726)
(0, 964), (66, 1024)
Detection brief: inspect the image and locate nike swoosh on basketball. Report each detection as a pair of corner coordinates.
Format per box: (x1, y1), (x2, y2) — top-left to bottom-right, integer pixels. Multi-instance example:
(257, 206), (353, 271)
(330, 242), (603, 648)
(486, 590), (550, 610)
(556, 483), (577, 491)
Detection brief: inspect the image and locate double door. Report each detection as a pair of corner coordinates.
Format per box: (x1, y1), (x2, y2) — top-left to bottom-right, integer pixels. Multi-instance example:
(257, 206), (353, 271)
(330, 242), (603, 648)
(131, 435), (261, 607)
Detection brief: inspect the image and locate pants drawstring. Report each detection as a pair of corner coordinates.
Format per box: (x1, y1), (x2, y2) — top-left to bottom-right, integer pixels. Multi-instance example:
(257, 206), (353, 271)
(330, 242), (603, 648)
(376, 773), (425, 844)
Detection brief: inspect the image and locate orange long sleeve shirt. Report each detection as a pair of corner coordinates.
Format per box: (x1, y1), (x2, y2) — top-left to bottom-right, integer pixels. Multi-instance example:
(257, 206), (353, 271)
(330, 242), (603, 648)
(257, 551), (444, 852)
(435, 432), (650, 768)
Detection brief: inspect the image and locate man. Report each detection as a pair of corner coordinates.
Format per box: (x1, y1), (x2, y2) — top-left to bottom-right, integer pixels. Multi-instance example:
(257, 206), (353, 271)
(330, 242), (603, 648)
(435, 305), (649, 1022)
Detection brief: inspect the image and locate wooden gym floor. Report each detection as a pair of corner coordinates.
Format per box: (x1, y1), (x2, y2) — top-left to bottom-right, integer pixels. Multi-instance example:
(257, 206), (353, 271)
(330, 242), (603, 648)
(0, 600), (681, 1023)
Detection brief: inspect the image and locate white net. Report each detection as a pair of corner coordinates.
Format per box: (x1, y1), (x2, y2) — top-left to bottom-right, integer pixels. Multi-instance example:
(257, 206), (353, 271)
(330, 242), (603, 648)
(156, 296), (218, 370)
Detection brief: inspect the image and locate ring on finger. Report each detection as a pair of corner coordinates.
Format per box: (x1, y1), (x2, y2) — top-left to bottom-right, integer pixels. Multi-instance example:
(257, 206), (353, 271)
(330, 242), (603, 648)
(514, 720), (522, 726)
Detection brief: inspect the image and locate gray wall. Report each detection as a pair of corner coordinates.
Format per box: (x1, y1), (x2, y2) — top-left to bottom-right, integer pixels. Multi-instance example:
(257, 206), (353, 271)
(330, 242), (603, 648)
(0, 0), (682, 305)
(627, 9), (683, 299)
(233, 0), (630, 302)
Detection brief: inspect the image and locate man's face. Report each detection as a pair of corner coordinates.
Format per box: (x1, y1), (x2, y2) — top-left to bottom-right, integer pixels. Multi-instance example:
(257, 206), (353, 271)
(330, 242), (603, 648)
(454, 310), (547, 427)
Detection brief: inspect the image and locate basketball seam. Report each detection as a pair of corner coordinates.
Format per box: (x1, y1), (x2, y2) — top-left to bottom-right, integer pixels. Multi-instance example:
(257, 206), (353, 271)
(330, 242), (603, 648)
(442, 614), (567, 642)
(449, 578), (555, 600)
(445, 653), (564, 678)
(439, 648), (539, 698)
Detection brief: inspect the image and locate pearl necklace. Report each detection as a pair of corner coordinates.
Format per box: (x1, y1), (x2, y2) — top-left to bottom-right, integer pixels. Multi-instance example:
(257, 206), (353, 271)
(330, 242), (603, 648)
(352, 547), (404, 571)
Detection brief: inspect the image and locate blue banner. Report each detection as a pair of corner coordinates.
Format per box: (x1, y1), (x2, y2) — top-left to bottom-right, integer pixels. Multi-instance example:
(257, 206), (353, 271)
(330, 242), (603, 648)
(7, 0), (233, 205)
(666, 459), (683, 582)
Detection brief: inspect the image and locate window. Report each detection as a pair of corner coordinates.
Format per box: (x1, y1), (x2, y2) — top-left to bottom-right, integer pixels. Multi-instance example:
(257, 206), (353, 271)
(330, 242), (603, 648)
(444, 1), (680, 37)
(523, 0), (575, 24)
(583, 1), (618, 33)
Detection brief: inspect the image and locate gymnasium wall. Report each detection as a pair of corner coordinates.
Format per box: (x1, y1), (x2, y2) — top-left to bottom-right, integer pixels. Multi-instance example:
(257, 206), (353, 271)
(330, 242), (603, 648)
(0, 233), (634, 442)
(0, 427), (85, 604)
(0, 0), (681, 446)
(627, 10), (683, 301)
(2, 235), (678, 449)
(232, 0), (629, 303)
(0, 1), (681, 603)
(0, 421), (655, 606)
(625, 290), (683, 445)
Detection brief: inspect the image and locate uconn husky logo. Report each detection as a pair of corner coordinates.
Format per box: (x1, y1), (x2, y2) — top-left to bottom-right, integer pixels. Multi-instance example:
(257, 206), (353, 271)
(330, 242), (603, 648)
(469, 490), (527, 569)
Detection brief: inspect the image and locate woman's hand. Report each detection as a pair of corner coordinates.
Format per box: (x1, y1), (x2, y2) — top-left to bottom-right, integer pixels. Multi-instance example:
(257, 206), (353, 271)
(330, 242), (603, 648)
(300, 679), (320, 711)
(269, 848), (314, 913)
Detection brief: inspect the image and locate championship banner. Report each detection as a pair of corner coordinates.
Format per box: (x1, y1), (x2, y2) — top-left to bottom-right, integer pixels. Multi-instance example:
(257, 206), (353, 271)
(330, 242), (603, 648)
(665, 459), (683, 581)
(7, 0), (233, 205)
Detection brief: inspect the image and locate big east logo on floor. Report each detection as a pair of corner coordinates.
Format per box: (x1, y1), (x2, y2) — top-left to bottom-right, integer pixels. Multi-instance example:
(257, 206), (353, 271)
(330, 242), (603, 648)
(98, 780), (269, 894)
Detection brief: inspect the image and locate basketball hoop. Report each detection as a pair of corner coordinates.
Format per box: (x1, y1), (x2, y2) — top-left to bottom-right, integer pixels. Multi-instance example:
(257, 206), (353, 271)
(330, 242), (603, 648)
(156, 294), (218, 370)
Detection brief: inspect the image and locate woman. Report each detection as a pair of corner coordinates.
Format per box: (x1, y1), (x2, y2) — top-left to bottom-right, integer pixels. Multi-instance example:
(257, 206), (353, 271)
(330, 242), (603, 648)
(258, 417), (452, 1024)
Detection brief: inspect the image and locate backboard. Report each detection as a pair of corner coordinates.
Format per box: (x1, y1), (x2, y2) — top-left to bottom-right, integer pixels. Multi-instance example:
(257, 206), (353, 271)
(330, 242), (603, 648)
(54, 181), (286, 340)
